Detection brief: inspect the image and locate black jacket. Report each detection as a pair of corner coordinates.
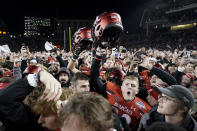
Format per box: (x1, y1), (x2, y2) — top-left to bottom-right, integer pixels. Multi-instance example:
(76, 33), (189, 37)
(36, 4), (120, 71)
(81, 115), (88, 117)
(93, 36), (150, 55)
(0, 78), (44, 131)
(90, 55), (107, 96)
(137, 105), (197, 131)
(175, 70), (184, 85)
(150, 66), (177, 86)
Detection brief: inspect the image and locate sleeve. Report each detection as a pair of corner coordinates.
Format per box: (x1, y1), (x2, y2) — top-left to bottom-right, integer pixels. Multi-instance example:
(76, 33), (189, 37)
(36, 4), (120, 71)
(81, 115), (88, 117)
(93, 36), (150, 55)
(174, 70), (184, 85)
(90, 55), (107, 96)
(137, 117), (146, 131)
(150, 66), (177, 85)
(56, 55), (67, 67)
(137, 111), (152, 131)
(13, 67), (22, 81)
(0, 78), (34, 104)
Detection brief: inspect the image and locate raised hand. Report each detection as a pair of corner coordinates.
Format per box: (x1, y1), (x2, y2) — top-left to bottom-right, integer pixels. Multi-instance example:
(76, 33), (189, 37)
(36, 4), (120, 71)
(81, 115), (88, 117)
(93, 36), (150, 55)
(139, 57), (153, 70)
(96, 46), (107, 56)
(39, 70), (62, 102)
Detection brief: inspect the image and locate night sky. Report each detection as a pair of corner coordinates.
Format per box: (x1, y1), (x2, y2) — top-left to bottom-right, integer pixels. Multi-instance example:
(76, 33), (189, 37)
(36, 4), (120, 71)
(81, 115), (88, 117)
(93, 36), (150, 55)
(0, 0), (153, 34)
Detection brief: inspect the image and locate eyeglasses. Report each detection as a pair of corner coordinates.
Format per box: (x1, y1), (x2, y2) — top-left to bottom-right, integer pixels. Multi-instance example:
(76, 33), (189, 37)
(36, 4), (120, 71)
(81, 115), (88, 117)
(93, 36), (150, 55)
(158, 95), (179, 103)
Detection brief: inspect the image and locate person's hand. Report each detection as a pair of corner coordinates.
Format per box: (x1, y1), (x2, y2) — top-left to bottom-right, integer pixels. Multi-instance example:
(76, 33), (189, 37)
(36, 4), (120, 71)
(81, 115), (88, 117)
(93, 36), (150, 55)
(55, 49), (61, 56)
(14, 59), (21, 67)
(173, 51), (179, 58)
(26, 46), (30, 53)
(160, 52), (166, 59)
(72, 48), (82, 60)
(153, 50), (159, 58)
(128, 60), (138, 72)
(39, 70), (62, 102)
(139, 57), (153, 70)
(96, 46), (106, 56)
(179, 56), (190, 67)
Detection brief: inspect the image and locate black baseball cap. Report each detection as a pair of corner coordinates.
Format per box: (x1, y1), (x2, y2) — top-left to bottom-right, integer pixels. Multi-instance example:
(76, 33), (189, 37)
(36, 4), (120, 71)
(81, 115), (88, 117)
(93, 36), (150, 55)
(156, 85), (194, 109)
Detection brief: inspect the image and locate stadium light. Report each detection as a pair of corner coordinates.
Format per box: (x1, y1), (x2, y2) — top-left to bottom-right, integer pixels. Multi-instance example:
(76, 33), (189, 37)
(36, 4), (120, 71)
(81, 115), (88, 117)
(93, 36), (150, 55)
(170, 23), (195, 30)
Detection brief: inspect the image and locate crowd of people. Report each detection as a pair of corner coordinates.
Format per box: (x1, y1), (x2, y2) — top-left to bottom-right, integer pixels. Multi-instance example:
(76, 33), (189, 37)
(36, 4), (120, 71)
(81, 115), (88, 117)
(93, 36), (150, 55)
(0, 11), (197, 131)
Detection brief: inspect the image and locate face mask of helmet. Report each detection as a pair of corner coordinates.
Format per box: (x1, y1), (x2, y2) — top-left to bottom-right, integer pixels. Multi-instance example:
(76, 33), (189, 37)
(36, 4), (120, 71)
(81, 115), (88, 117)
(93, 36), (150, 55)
(72, 27), (93, 52)
(80, 40), (93, 51)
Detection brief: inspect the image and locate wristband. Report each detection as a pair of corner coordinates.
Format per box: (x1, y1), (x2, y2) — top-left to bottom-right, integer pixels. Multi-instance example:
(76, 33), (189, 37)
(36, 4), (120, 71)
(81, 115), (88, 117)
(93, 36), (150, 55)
(95, 55), (102, 60)
(95, 57), (101, 61)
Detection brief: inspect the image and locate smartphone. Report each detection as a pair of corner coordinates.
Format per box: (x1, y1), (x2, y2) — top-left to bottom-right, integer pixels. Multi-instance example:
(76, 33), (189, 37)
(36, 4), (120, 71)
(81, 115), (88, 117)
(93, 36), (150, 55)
(114, 53), (118, 59)
(186, 51), (191, 57)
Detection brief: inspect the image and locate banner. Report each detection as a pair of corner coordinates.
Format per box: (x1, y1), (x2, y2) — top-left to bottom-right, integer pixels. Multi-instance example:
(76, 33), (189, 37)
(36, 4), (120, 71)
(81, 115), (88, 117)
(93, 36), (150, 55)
(0, 45), (11, 53)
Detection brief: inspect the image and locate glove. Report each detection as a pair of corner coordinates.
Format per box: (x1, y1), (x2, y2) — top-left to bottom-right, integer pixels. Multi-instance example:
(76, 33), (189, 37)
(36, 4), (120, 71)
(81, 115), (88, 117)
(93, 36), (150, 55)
(72, 49), (82, 60)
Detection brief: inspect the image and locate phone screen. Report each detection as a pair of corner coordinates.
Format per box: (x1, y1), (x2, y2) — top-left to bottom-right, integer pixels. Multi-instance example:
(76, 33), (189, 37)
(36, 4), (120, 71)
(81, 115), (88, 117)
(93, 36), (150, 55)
(114, 53), (118, 58)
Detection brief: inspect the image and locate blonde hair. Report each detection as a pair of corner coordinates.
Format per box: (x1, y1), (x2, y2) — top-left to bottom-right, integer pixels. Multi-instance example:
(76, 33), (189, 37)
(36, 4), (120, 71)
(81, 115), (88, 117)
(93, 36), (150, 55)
(124, 75), (139, 86)
(24, 83), (73, 115)
(59, 92), (113, 131)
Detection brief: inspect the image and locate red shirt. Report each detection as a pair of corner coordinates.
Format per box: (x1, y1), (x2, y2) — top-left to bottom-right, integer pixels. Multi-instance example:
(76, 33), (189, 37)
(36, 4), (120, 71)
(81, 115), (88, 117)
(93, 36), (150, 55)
(0, 83), (9, 90)
(140, 70), (151, 91)
(106, 82), (151, 131)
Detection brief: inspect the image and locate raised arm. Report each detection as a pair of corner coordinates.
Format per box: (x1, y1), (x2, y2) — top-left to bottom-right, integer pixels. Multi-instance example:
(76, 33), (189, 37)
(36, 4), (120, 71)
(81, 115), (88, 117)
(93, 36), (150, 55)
(140, 57), (177, 85)
(13, 59), (22, 81)
(90, 47), (107, 95)
(55, 50), (67, 68)
(67, 58), (80, 74)
(0, 68), (62, 104)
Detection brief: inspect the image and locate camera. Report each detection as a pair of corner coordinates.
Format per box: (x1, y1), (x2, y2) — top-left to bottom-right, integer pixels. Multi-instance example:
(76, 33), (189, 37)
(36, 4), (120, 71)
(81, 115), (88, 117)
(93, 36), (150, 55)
(114, 53), (119, 59)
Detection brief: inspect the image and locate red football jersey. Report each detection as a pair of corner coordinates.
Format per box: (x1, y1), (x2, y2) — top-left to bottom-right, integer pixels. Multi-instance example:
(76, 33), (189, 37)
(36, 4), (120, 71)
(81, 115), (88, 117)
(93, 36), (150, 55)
(0, 83), (9, 90)
(106, 82), (151, 130)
